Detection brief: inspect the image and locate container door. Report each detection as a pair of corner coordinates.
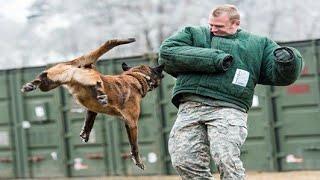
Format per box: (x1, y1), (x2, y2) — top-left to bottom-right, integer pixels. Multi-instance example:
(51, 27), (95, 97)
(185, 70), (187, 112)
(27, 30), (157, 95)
(242, 85), (277, 171)
(0, 71), (16, 178)
(65, 94), (110, 177)
(274, 41), (320, 170)
(20, 67), (67, 178)
(159, 72), (178, 175)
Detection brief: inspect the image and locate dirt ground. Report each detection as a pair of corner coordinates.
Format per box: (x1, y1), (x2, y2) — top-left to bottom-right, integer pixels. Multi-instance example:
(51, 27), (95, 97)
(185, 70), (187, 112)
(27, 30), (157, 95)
(46, 171), (320, 180)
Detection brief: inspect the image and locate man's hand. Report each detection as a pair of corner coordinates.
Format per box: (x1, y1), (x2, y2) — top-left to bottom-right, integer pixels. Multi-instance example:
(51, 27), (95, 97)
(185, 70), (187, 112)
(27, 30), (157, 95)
(221, 55), (234, 71)
(274, 47), (294, 64)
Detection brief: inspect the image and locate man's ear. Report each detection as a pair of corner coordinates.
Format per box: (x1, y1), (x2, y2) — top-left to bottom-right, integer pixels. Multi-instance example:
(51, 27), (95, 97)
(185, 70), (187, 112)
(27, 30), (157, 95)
(232, 19), (240, 27)
(122, 62), (132, 71)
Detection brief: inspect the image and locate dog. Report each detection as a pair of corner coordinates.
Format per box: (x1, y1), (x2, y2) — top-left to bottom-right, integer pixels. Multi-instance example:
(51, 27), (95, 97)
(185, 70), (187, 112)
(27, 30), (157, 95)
(21, 38), (164, 170)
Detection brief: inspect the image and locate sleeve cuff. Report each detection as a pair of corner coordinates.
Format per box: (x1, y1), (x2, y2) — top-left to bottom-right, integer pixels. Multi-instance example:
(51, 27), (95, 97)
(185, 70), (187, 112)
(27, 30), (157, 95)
(274, 47), (294, 64)
(216, 54), (234, 72)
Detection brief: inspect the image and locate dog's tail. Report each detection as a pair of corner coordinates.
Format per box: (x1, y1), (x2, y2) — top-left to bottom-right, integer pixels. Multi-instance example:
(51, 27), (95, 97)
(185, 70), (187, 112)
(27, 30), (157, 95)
(72, 38), (136, 66)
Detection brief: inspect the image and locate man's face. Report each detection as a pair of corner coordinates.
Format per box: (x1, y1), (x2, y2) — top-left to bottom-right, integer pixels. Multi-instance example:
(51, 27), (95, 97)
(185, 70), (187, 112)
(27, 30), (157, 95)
(208, 13), (240, 36)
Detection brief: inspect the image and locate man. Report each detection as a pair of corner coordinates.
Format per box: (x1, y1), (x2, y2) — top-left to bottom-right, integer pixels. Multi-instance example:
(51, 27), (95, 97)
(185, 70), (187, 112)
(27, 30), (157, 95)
(158, 4), (303, 180)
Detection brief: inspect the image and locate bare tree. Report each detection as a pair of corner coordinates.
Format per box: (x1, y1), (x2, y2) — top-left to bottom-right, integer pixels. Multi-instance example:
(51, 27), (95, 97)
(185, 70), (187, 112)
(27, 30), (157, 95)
(0, 0), (320, 69)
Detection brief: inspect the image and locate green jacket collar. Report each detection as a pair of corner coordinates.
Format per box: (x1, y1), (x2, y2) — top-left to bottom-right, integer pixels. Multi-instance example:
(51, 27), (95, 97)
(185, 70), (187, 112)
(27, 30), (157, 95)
(209, 28), (242, 39)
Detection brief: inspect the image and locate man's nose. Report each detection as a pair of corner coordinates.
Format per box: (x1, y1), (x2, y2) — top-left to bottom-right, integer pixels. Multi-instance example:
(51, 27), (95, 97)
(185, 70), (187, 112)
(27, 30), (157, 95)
(211, 28), (218, 33)
(210, 26), (217, 32)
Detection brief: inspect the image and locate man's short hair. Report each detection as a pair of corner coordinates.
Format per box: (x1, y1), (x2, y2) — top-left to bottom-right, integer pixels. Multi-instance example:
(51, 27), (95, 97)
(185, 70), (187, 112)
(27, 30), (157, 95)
(211, 4), (240, 21)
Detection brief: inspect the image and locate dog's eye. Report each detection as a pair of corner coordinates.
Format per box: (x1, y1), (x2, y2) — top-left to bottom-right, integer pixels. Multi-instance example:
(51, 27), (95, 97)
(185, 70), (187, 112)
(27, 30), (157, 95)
(84, 64), (92, 69)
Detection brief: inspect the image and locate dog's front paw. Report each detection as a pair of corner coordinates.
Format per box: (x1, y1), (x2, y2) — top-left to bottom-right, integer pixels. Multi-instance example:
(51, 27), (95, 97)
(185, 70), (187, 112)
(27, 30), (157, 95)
(97, 94), (108, 105)
(21, 83), (37, 93)
(95, 82), (108, 105)
(79, 130), (90, 143)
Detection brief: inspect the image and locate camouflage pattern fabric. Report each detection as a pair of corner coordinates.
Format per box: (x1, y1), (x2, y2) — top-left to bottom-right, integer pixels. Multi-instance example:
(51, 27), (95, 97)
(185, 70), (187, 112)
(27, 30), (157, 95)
(168, 101), (248, 180)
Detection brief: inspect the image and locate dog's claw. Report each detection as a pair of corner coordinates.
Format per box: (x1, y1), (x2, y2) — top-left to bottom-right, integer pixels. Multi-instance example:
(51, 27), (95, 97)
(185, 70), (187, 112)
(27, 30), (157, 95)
(21, 83), (37, 92)
(136, 162), (145, 170)
(130, 153), (145, 170)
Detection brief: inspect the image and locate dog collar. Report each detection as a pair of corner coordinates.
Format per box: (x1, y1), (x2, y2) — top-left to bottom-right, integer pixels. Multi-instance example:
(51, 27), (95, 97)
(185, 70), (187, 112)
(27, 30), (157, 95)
(134, 72), (151, 81)
(134, 72), (157, 92)
(126, 72), (150, 97)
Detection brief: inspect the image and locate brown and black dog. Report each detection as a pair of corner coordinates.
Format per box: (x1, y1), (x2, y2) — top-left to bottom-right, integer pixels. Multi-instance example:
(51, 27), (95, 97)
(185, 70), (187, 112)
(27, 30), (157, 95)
(21, 38), (164, 169)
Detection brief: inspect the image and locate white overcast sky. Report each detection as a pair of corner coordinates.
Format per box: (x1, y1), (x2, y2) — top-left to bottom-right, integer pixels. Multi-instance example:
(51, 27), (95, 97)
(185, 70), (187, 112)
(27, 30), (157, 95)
(0, 0), (35, 23)
(0, 0), (319, 69)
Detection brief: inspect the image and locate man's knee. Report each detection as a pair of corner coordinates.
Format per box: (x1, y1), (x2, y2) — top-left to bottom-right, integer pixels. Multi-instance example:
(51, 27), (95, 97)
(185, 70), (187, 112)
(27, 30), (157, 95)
(214, 153), (245, 179)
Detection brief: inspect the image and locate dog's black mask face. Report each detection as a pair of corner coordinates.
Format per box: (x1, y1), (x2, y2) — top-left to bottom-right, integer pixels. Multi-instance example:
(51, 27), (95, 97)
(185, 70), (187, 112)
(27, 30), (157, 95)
(122, 62), (165, 90)
(149, 64), (164, 89)
(151, 64), (165, 79)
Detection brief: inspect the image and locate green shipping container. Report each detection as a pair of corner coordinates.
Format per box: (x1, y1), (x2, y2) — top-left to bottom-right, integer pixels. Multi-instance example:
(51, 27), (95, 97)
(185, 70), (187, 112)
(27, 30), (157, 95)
(242, 85), (277, 171)
(0, 71), (16, 179)
(159, 72), (178, 175)
(17, 67), (68, 178)
(64, 94), (112, 177)
(273, 40), (320, 170)
(0, 39), (319, 178)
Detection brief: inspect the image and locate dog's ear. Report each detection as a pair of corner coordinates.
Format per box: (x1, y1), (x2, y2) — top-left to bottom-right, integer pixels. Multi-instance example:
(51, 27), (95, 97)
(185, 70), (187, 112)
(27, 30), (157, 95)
(152, 64), (165, 78)
(122, 62), (132, 71)
(153, 64), (164, 74)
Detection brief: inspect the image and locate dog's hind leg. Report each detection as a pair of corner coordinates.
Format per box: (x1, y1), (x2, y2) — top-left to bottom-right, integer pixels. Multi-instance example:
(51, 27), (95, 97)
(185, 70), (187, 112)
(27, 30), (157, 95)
(80, 110), (97, 142)
(120, 98), (145, 169)
(124, 122), (145, 170)
(94, 82), (108, 105)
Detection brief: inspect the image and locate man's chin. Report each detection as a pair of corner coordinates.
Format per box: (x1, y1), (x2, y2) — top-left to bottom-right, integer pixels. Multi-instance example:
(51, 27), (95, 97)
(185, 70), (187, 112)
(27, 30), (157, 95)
(213, 32), (235, 37)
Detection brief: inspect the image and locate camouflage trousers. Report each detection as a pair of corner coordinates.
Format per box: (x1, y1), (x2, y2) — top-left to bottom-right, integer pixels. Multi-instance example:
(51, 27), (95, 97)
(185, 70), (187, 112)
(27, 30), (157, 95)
(168, 101), (248, 180)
